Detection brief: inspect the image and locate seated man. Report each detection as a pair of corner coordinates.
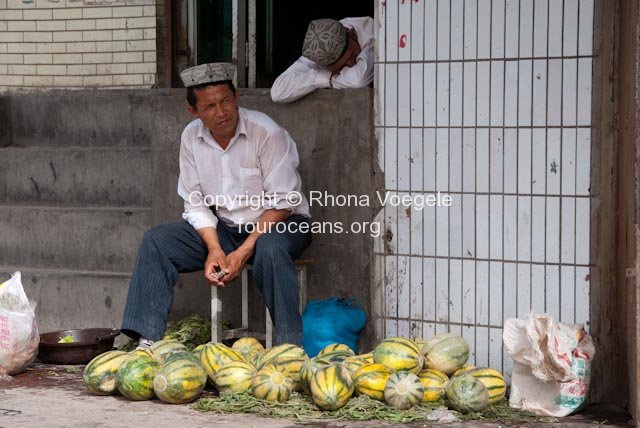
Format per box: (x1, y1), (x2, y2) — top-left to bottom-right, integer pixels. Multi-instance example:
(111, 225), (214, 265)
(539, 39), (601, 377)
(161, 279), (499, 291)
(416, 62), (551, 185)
(121, 63), (311, 347)
(270, 17), (374, 103)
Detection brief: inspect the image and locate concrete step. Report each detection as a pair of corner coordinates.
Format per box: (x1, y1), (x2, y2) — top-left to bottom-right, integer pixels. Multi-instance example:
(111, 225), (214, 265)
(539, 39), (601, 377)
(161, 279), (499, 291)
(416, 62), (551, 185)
(0, 268), (130, 335)
(0, 205), (151, 272)
(0, 147), (151, 206)
(5, 90), (154, 148)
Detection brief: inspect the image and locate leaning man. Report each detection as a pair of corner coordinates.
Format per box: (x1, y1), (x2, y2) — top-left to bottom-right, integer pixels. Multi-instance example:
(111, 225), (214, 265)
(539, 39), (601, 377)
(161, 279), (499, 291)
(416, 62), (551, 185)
(270, 17), (374, 103)
(121, 63), (311, 347)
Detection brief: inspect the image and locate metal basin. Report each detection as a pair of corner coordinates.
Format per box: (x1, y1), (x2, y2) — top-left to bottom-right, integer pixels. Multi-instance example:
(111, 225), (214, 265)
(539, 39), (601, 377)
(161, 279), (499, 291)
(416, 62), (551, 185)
(38, 328), (121, 365)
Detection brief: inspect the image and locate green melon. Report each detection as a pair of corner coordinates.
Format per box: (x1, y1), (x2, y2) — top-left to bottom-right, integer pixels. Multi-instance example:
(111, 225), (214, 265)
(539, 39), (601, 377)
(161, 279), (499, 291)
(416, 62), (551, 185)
(149, 339), (188, 363)
(422, 333), (470, 375)
(214, 361), (256, 393)
(343, 356), (368, 375)
(299, 357), (332, 395)
(310, 364), (354, 411)
(317, 343), (355, 357)
(251, 364), (294, 402)
(352, 363), (394, 401)
(319, 349), (355, 364)
(384, 372), (425, 410)
(446, 374), (490, 414)
(373, 337), (423, 374)
(163, 351), (203, 368)
(200, 342), (245, 382)
(455, 367), (506, 404)
(153, 359), (207, 404)
(117, 355), (159, 400)
(83, 351), (133, 395)
(256, 343), (306, 369)
(270, 355), (308, 391)
(231, 337), (264, 361)
(418, 368), (449, 402)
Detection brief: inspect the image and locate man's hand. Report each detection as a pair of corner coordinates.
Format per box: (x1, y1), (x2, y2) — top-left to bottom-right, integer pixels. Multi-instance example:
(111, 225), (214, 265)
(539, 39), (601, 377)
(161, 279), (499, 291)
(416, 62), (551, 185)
(204, 247), (229, 287)
(221, 246), (253, 283)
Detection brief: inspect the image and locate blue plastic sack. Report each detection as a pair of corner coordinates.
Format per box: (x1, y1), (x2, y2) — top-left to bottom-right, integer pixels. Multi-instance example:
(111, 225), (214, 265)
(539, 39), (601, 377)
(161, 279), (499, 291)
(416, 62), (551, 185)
(302, 297), (367, 357)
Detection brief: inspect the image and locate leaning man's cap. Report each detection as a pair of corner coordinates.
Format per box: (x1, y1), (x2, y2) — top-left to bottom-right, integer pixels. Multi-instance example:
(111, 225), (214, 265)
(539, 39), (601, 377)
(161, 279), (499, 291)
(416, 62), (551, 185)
(179, 62), (236, 88)
(302, 19), (347, 66)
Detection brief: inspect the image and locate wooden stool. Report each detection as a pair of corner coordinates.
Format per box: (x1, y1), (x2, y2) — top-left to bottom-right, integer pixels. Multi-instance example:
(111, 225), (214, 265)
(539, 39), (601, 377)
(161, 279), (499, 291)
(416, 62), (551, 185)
(211, 259), (312, 347)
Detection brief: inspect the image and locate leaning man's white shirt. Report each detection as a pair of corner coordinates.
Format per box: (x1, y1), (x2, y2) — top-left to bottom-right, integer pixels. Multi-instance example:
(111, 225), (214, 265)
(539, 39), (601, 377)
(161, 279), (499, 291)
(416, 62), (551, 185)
(270, 17), (375, 103)
(177, 107), (311, 230)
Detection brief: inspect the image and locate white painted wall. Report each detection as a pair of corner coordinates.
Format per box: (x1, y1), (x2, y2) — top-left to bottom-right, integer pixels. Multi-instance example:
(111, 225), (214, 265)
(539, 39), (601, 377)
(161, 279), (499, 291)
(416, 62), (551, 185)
(373, 0), (593, 375)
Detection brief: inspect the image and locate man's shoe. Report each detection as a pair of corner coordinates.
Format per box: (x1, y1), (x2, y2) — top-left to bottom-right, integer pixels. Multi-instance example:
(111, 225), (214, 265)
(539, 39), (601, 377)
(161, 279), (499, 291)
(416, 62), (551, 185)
(138, 338), (154, 349)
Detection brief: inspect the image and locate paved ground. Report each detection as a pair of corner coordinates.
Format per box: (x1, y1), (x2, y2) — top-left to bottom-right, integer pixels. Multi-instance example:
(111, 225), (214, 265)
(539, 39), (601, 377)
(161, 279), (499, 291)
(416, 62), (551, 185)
(0, 364), (632, 428)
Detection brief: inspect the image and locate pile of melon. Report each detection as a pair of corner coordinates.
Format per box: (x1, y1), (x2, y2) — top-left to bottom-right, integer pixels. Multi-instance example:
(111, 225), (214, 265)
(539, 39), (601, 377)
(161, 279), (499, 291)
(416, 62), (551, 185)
(82, 333), (507, 414)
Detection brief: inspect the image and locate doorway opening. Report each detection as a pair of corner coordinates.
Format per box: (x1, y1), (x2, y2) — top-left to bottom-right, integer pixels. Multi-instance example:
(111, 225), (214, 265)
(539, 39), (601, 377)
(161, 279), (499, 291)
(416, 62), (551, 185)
(255, 0), (373, 87)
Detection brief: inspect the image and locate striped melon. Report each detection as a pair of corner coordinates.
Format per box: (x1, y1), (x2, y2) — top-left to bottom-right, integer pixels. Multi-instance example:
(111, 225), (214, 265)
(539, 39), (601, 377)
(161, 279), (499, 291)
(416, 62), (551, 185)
(251, 364), (293, 402)
(270, 355), (308, 391)
(193, 344), (206, 359)
(309, 364), (354, 410)
(446, 374), (490, 414)
(420, 332), (459, 354)
(418, 368), (449, 402)
(352, 363), (393, 401)
(256, 343), (306, 369)
(451, 364), (475, 378)
(163, 351), (203, 367)
(83, 351), (133, 395)
(422, 333), (469, 375)
(373, 337), (423, 374)
(300, 357), (331, 395)
(317, 343), (354, 357)
(456, 367), (506, 404)
(153, 359), (207, 404)
(251, 349), (267, 367)
(384, 372), (424, 409)
(231, 337), (264, 361)
(149, 340), (188, 363)
(414, 338), (428, 349)
(116, 355), (159, 400)
(200, 343), (244, 382)
(359, 352), (374, 364)
(214, 361), (256, 393)
(316, 350), (354, 365)
(343, 356), (368, 375)
(129, 347), (157, 360)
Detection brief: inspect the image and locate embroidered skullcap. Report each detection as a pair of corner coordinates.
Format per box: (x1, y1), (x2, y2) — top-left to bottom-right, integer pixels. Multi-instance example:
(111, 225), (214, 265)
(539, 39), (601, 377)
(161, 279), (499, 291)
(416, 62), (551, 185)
(302, 19), (348, 66)
(179, 62), (236, 87)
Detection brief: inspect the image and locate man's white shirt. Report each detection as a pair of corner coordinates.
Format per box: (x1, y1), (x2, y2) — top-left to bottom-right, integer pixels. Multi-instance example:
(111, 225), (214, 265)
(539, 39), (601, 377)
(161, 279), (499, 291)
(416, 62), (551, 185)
(177, 107), (311, 230)
(270, 17), (375, 103)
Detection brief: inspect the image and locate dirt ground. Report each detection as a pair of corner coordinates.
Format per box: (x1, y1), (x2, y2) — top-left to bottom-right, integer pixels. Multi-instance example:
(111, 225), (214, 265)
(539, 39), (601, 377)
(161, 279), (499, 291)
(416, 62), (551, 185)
(0, 364), (632, 428)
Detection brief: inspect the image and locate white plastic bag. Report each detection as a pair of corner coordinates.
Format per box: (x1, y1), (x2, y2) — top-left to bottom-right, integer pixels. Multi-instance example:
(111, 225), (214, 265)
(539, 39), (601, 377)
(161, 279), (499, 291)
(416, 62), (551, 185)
(0, 272), (39, 380)
(503, 313), (595, 417)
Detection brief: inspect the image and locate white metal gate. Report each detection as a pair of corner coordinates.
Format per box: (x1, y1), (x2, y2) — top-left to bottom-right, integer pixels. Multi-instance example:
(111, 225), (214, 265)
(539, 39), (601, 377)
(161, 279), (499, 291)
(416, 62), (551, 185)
(373, 0), (594, 375)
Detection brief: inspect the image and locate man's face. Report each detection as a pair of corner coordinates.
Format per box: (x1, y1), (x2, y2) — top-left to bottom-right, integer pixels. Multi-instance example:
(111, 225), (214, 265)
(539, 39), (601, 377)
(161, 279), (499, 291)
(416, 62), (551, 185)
(327, 29), (361, 75)
(188, 84), (239, 143)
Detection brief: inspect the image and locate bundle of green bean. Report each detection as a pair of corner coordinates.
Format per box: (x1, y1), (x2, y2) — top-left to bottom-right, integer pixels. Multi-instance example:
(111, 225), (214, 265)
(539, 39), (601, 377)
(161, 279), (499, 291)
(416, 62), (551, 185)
(162, 314), (213, 351)
(192, 392), (546, 424)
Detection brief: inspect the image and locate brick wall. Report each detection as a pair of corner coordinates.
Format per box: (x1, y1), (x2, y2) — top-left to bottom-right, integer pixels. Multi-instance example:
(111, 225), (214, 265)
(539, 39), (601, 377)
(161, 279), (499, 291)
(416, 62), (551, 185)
(0, 0), (158, 90)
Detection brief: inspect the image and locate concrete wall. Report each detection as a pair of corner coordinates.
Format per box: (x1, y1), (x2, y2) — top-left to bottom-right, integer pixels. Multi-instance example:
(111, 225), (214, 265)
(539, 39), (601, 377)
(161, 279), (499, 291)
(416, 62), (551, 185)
(0, 0), (157, 90)
(0, 88), (376, 352)
(150, 88), (378, 352)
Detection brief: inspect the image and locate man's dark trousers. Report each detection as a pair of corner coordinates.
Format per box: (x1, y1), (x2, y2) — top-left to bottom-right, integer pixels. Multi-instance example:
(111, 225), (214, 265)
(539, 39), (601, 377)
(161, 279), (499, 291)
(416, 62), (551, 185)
(121, 215), (311, 345)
